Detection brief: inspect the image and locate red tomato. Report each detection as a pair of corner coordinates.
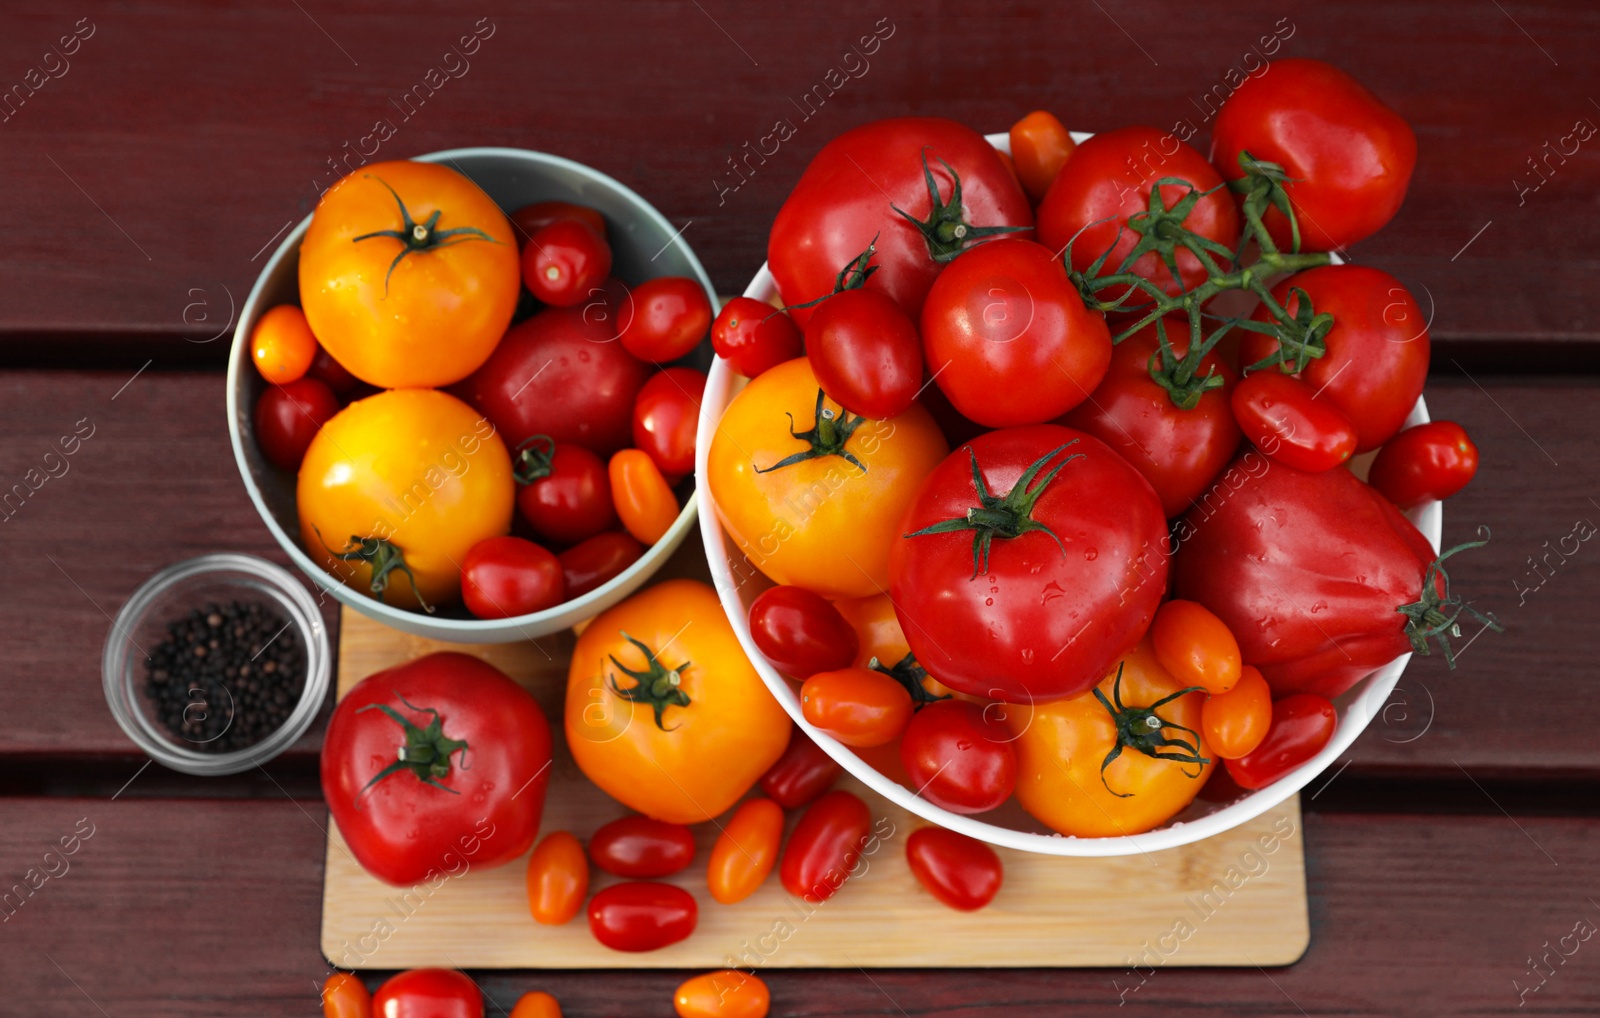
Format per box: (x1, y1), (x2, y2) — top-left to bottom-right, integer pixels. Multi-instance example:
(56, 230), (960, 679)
(675, 970), (771, 1018)
(372, 969), (481, 1018)
(769, 116), (1033, 327)
(321, 972), (371, 1018)
(1009, 110), (1076, 204)
(526, 830), (588, 925)
(1368, 421), (1479, 509)
(1210, 58), (1416, 252)
(920, 238), (1111, 428)
(1037, 126), (1240, 303)
(905, 827), (1003, 911)
(801, 667), (913, 748)
(890, 425), (1169, 703)
(747, 585), (859, 679)
(514, 437), (617, 545)
(587, 882), (697, 952)
(805, 288), (924, 419)
(706, 798), (784, 905)
(588, 815), (696, 878)
(711, 297), (803, 378)
(759, 725), (842, 809)
(255, 377), (339, 471)
(1225, 693), (1337, 789)
(557, 531), (645, 598)
(632, 367), (706, 479)
(1202, 665), (1272, 760)
(1241, 265), (1429, 452)
(779, 790), (873, 902)
(1231, 371), (1358, 472)
(1061, 315), (1240, 517)
(460, 536), (565, 619)
(454, 306), (652, 456)
(523, 219), (611, 307)
(321, 653), (552, 885)
(510, 200), (606, 246)
(621, 277), (712, 362)
(899, 700), (1017, 814)
(309, 345), (361, 396)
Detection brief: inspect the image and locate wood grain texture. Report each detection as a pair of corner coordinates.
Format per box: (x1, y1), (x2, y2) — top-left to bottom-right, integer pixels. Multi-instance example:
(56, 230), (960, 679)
(324, 608), (1308, 968)
(0, 1), (1595, 358)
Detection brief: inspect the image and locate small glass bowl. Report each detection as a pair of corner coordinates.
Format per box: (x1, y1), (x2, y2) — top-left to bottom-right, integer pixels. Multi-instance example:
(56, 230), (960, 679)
(102, 553), (331, 776)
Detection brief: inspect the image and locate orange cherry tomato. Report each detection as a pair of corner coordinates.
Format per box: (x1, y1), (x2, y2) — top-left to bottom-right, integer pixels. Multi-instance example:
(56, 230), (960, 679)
(674, 970), (771, 1018)
(706, 797), (784, 905)
(832, 592), (964, 703)
(509, 991), (562, 1018)
(609, 448), (678, 544)
(1150, 599), (1242, 695)
(251, 304), (319, 383)
(800, 667), (912, 748)
(321, 972), (371, 1018)
(526, 830), (588, 925)
(1009, 110), (1076, 204)
(1202, 665), (1272, 760)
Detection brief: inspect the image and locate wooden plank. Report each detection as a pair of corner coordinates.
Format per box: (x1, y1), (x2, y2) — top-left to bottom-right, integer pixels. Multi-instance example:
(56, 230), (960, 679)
(0, 1), (1595, 356)
(1, 798), (1595, 1014)
(323, 608), (1308, 968)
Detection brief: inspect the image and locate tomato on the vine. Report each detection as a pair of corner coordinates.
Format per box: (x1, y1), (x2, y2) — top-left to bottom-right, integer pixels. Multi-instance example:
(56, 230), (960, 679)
(747, 585), (859, 679)
(712, 297), (803, 378)
(587, 882), (697, 952)
(806, 287), (924, 420)
(905, 827), (1003, 911)
(632, 367), (706, 479)
(255, 377), (339, 472)
(372, 969), (482, 1018)
(460, 536), (565, 619)
(588, 815), (696, 878)
(513, 437), (616, 545)
(620, 277), (712, 363)
(523, 219), (611, 308)
(1201, 665), (1272, 760)
(526, 830), (588, 926)
(706, 797), (784, 905)
(557, 531), (645, 598)
(1009, 110), (1075, 204)
(1230, 371), (1358, 472)
(899, 700), (1017, 814)
(780, 789), (874, 902)
(1368, 421), (1479, 509)
(1225, 693), (1337, 790)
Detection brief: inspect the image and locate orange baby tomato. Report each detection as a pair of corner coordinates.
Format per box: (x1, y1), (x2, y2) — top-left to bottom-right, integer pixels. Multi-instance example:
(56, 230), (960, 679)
(321, 972), (371, 1018)
(509, 991), (563, 1018)
(800, 667), (912, 748)
(1009, 110), (1076, 204)
(674, 970), (771, 1018)
(1151, 599), (1242, 694)
(526, 830), (588, 925)
(610, 448), (678, 544)
(252, 304), (319, 383)
(1202, 665), (1272, 760)
(706, 797), (784, 905)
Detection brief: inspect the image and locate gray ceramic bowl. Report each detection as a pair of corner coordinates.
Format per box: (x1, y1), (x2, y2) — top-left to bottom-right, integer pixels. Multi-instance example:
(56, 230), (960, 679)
(227, 147), (713, 642)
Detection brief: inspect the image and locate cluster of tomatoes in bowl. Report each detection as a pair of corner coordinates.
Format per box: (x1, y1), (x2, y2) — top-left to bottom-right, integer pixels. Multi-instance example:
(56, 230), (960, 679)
(705, 58), (1495, 841)
(246, 160), (712, 619)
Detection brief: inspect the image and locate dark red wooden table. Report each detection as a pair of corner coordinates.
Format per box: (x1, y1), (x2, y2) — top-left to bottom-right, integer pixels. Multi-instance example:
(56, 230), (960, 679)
(2, 2), (1597, 1015)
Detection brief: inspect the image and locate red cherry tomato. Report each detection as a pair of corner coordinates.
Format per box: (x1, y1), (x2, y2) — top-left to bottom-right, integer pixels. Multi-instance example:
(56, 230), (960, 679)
(780, 789), (873, 902)
(759, 725), (842, 809)
(460, 536), (565, 619)
(805, 288), (924, 419)
(255, 377), (339, 471)
(587, 881), (697, 952)
(523, 220), (611, 307)
(711, 297), (803, 378)
(1231, 371), (1357, 472)
(905, 827), (1003, 911)
(587, 815), (696, 878)
(510, 200), (606, 247)
(801, 667), (913, 748)
(620, 277), (712, 362)
(1225, 694), (1337, 790)
(1368, 421), (1479, 509)
(557, 531), (645, 598)
(632, 367), (706, 479)
(747, 586), (859, 679)
(372, 969), (482, 1018)
(308, 345), (361, 396)
(513, 437), (617, 544)
(899, 700), (1017, 814)
(321, 972), (371, 1018)
(920, 238), (1112, 428)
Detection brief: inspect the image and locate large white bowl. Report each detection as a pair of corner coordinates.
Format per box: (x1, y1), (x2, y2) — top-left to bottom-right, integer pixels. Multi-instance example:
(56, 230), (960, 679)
(695, 133), (1441, 856)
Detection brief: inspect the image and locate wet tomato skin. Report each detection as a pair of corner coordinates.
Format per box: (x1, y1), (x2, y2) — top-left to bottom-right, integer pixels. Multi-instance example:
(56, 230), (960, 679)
(587, 881), (698, 952)
(759, 725), (843, 809)
(780, 790), (873, 902)
(905, 826), (1003, 911)
(748, 585), (860, 679)
(587, 815), (696, 878)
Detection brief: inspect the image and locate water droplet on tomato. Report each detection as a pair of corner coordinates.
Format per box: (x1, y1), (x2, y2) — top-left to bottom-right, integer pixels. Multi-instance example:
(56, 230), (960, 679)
(1084, 547), (1098, 561)
(1041, 582), (1065, 605)
(984, 597), (994, 606)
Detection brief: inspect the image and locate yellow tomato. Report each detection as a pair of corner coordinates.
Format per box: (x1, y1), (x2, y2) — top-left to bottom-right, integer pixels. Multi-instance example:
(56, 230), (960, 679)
(297, 389), (513, 611)
(565, 579), (790, 823)
(250, 304), (318, 383)
(1009, 637), (1213, 838)
(708, 357), (948, 599)
(299, 160), (519, 388)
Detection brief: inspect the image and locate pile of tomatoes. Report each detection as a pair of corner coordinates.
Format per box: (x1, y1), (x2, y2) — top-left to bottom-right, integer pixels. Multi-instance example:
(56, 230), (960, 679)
(321, 966), (771, 1018)
(249, 161), (712, 618)
(707, 57), (1496, 839)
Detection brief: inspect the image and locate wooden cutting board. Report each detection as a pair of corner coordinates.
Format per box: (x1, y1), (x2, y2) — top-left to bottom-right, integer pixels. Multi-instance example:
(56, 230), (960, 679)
(321, 577), (1310, 969)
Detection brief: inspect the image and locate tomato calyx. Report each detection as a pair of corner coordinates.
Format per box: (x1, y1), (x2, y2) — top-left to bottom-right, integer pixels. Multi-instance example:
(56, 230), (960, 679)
(780, 238), (880, 316)
(351, 175), (500, 294)
(607, 631), (692, 730)
(904, 442), (1082, 578)
(354, 693), (471, 799)
(891, 149), (1029, 263)
(1092, 665), (1210, 798)
(512, 434), (558, 484)
(314, 528), (435, 614)
(1395, 530), (1504, 668)
(868, 652), (950, 710)
(754, 389), (871, 475)
(1229, 150), (1303, 255)
(1145, 315), (1233, 411)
